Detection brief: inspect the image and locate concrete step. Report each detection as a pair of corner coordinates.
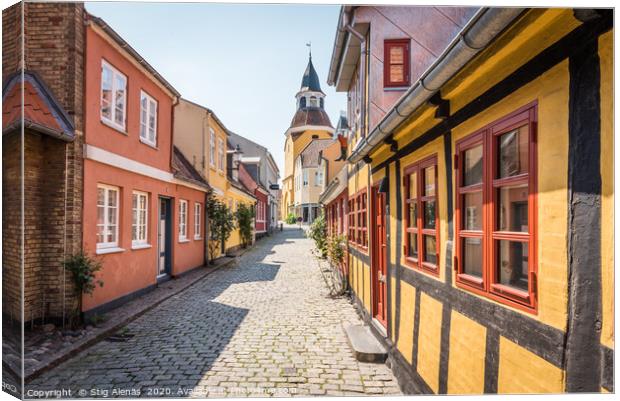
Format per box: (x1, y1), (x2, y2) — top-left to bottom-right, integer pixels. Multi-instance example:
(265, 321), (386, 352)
(344, 324), (387, 363)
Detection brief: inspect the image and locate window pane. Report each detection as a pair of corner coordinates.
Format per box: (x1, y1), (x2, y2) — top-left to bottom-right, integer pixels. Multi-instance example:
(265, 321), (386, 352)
(114, 75), (126, 126)
(407, 233), (418, 259)
(97, 225), (105, 244)
(463, 145), (483, 186)
(389, 65), (404, 83)
(497, 240), (529, 292)
(498, 184), (528, 232)
(97, 206), (104, 226)
(423, 235), (437, 264)
(462, 237), (482, 278)
(101, 67), (112, 120)
(498, 126), (528, 178)
(423, 200), (436, 229)
(390, 46), (404, 64)
(424, 166), (435, 196)
(408, 202), (417, 229)
(463, 191), (482, 231)
(97, 188), (105, 206)
(408, 172), (417, 199)
(107, 190), (117, 207)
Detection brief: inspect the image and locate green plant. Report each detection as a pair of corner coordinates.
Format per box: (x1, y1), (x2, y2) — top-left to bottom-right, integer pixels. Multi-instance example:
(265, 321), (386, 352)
(307, 213), (328, 258)
(206, 192), (236, 262)
(286, 213), (297, 224)
(327, 234), (346, 267)
(64, 251), (104, 325)
(236, 202), (255, 248)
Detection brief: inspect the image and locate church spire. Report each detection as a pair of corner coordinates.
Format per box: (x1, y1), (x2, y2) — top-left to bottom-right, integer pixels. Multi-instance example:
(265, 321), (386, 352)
(300, 53), (323, 94)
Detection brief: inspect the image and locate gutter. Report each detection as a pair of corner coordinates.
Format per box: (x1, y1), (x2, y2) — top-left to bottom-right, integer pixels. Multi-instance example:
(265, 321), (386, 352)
(348, 7), (525, 163)
(3, 119), (75, 142)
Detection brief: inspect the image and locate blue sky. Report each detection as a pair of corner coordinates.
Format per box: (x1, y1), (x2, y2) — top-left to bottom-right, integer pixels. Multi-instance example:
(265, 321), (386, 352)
(85, 2), (347, 179)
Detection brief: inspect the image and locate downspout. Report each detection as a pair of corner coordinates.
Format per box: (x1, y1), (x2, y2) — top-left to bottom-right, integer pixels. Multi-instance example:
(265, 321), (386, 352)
(348, 7), (525, 163)
(343, 10), (368, 139)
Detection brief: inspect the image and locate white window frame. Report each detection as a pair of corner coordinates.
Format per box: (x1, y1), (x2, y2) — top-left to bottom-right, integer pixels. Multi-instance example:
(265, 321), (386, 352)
(140, 90), (158, 147)
(179, 199), (188, 241)
(97, 184), (120, 249)
(218, 138), (225, 172)
(194, 202), (202, 240)
(210, 128), (216, 167)
(303, 170), (309, 186)
(132, 191), (149, 247)
(100, 60), (127, 131)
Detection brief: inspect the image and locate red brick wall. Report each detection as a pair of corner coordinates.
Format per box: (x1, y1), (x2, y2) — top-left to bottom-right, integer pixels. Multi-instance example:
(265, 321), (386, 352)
(1, 2), (85, 322)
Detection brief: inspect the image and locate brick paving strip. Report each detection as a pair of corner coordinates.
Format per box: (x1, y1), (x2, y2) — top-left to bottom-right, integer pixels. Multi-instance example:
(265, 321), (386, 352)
(27, 228), (402, 397)
(4, 254), (242, 384)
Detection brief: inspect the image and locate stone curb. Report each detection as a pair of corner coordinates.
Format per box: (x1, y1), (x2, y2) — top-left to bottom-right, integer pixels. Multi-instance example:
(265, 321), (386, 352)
(19, 250), (249, 384)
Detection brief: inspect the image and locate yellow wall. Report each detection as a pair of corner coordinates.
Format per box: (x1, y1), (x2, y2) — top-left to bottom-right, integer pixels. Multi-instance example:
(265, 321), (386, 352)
(599, 30), (614, 350)
(497, 337), (563, 394)
(223, 187), (255, 252)
(447, 311), (486, 394)
(282, 129), (332, 219)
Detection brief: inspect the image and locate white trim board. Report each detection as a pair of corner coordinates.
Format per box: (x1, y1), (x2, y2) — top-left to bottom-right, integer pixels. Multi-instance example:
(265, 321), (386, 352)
(85, 144), (208, 192)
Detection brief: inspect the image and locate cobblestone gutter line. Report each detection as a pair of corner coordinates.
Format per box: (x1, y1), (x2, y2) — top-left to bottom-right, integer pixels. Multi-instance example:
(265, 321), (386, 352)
(19, 253), (247, 384)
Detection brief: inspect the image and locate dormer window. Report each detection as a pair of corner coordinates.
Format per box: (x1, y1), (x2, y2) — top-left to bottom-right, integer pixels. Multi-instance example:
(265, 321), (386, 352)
(384, 39), (410, 88)
(309, 96), (318, 107)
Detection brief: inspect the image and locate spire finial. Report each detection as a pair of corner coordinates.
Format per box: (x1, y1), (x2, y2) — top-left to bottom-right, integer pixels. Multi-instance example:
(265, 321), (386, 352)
(306, 41), (312, 59)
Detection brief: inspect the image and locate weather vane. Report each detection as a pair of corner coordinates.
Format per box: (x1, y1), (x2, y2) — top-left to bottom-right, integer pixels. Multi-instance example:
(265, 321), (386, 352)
(306, 41), (312, 58)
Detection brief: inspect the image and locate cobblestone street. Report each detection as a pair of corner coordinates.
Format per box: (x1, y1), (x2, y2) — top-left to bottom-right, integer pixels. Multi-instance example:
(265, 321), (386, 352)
(27, 228), (401, 398)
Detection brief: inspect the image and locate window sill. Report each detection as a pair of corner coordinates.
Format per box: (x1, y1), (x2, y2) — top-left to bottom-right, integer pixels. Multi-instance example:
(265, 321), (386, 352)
(178, 238), (190, 243)
(139, 138), (158, 149)
(101, 119), (127, 135)
(131, 243), (152, 250)
(194, 236), (203, 241)
(384, 86), (409, 92)
(96, 246), (125, 255)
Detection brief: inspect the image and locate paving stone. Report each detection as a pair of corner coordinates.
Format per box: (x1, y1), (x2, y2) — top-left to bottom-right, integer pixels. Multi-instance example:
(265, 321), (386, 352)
(27, 229), (401, 397)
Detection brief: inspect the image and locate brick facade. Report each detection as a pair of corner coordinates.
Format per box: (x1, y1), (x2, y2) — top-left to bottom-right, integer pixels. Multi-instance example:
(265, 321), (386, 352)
(2, 2), (85, 323)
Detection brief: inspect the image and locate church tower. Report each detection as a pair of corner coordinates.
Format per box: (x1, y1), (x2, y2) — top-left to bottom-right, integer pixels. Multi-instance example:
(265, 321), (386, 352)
(281, 54), (334, 220)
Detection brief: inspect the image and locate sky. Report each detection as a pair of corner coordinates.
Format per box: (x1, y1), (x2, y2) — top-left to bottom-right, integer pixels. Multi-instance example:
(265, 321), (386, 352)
(85, 2), (347, 181)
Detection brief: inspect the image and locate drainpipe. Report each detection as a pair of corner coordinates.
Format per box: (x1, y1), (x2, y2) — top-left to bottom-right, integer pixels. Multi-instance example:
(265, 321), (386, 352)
(348, 7), (525, 163)
(343, 10), (368, 139)
(203, 111), (212, 265)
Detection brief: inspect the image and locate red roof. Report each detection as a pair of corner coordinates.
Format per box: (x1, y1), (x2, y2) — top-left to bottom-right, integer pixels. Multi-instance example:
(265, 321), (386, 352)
(2, 72), (74, 140)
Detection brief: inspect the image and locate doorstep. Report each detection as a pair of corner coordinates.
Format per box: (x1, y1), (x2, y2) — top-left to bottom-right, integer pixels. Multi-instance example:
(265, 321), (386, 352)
(7, 255), (241, 383)
(343, 324), (388, 363)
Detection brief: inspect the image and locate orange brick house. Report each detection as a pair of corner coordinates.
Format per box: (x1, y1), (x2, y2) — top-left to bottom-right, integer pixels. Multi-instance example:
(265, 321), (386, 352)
(81, 14), (210, 316)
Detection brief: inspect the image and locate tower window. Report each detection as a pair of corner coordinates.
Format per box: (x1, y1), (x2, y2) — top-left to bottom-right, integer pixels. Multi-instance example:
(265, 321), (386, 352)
(309, 96), (318, 107)
(300, 97), (306, 108)
(320, 98), (324, 108)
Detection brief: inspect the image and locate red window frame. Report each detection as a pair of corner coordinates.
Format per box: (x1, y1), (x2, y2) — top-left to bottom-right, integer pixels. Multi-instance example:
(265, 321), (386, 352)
(358, 191), (368, 249)
(403, 155), (440, 276)
(455, 102), (538, 313)
(348, 198), (356, 244)
(384, 39), (410, 88)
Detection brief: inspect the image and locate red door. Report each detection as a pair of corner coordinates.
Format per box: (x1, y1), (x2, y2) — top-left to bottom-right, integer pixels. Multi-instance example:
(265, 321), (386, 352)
(371, 186), (388, 327)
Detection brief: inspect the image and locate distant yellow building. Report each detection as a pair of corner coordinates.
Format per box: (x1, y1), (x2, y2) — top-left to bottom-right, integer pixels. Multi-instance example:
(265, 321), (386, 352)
(282, 55), (334, 222)
(174, 98), (255, 257)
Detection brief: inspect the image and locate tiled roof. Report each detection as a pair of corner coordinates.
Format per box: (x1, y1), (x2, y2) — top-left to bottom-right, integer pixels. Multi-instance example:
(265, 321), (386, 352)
(300, 139), (333, 168)
(290, 107), (333, 129)
(172, 146), (210, 190)
(2, 71), (75, 141)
